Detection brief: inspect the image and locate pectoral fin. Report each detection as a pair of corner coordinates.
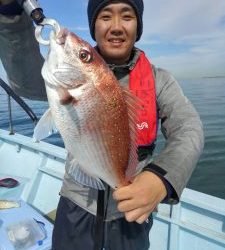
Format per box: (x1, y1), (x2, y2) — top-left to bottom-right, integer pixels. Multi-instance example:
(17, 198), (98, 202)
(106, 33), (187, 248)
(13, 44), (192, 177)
(33, 108), (58, 141)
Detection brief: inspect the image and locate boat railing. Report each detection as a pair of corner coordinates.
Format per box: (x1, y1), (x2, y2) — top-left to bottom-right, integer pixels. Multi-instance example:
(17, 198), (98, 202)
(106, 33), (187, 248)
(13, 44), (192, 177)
(0, 78), (38, 135)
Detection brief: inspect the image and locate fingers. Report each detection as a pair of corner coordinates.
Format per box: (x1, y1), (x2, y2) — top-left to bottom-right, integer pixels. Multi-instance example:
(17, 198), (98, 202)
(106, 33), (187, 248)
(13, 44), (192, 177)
(116, 193), (155, 212)
(117, 199), (138, 212)
(124, 206), (152, 223)
(135, 214), (150, 224)
(113, 171), (167, 224)
(113, 185), (133, 201)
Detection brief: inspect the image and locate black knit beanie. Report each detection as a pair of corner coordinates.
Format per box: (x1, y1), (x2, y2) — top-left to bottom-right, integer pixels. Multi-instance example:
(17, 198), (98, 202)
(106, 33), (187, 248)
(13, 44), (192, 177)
(87, 0), (144, 41)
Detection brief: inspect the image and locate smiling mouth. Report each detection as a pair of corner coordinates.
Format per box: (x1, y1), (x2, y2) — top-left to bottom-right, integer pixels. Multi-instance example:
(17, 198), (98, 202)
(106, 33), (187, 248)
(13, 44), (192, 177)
(108, 38), (125, 44)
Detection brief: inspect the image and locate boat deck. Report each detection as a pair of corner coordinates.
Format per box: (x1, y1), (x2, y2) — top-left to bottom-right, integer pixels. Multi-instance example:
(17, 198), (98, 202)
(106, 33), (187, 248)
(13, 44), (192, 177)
(1, 129), (225, 250)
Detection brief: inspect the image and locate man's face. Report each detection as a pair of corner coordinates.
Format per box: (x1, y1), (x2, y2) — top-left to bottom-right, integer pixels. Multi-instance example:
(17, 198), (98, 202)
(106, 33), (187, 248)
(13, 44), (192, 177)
(94, 3), (137, 65)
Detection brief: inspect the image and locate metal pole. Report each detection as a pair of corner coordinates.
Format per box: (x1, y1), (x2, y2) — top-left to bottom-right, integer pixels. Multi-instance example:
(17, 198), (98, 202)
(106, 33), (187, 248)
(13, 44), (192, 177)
(0, 78), (38, 126)
(8, 95), (14, 135)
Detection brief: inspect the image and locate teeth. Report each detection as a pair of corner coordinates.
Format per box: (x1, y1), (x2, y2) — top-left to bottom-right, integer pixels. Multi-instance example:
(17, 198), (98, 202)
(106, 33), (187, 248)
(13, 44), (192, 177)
(110, 39), (123, 43)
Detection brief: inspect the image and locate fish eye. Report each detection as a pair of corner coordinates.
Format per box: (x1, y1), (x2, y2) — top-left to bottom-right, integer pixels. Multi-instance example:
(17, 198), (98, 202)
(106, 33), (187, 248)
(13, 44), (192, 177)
(79, 49), (92, 63)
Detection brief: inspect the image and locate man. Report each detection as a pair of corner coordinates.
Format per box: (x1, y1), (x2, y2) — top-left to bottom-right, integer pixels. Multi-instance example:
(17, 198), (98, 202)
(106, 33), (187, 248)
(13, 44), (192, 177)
(0, 0), (204, 249)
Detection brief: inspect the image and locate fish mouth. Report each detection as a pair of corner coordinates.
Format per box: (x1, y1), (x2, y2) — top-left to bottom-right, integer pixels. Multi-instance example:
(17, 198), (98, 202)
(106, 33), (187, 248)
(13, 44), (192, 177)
(55, 28), (70, 46)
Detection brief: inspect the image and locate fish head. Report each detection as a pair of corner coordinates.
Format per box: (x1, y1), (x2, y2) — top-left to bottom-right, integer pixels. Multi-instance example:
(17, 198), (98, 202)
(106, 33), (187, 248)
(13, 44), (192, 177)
(42, 28), (107, 91)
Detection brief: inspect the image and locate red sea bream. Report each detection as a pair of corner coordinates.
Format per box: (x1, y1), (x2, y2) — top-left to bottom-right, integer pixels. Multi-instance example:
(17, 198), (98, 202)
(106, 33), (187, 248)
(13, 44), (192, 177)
(33, 29), (141, 190)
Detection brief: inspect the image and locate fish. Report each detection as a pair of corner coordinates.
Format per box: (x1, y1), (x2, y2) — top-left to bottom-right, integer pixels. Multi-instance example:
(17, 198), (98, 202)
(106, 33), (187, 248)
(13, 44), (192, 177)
(33, 29), (141, 190)
(0, 200), (20, 210)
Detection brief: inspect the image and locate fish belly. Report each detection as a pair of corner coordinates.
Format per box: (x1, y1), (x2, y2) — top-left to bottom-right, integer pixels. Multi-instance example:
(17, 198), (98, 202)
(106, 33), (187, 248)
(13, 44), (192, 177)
(47, 86), (121, 188)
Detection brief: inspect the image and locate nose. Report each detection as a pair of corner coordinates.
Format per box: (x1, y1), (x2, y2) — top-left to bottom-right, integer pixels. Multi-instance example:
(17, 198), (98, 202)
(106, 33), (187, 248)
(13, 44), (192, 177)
(110, 16), (123, 36)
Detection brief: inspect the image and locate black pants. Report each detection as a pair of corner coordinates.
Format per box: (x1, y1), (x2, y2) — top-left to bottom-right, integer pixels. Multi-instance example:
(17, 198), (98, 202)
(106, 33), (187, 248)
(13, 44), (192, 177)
(52, 196), (153, 250)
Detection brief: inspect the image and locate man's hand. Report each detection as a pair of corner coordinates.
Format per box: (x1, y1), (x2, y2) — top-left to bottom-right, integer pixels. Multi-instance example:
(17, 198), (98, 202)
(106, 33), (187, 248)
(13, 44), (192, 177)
(0, 0), (14, 5)
(113, 171), (167, 224)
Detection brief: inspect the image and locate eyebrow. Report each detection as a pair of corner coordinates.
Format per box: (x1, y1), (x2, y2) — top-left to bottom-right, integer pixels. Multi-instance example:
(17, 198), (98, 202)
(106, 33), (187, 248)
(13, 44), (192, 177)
(101, 6), (134, 13)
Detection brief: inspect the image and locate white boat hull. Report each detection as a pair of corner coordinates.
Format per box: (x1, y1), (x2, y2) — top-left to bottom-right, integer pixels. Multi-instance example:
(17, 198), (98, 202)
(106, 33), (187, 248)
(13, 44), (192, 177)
(0, 129), (225, 250)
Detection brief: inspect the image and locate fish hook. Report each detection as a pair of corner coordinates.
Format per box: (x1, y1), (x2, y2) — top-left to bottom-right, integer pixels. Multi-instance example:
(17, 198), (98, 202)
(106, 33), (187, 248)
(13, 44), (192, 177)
(35, 18), (61, 46)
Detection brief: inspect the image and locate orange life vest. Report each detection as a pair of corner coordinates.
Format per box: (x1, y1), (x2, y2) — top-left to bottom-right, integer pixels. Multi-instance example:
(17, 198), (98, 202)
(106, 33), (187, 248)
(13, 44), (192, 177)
(129, 51), (158, 146)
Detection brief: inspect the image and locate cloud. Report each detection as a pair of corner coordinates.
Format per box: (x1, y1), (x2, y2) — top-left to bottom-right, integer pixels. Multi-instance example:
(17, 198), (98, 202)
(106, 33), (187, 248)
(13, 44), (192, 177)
(143, 0), (225, 38)
(68, 26), (89, 32)
(140, 0), (225, 77)
(1, 0), (224, 79)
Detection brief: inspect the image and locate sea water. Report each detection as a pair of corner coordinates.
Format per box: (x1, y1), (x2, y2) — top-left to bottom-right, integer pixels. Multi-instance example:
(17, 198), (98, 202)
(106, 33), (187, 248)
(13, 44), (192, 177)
(0, 77), (225, 199)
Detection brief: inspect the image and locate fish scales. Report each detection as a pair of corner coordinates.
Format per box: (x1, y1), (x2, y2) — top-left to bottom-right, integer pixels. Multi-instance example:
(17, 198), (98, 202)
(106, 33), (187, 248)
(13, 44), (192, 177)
(34, 29), (139, 189)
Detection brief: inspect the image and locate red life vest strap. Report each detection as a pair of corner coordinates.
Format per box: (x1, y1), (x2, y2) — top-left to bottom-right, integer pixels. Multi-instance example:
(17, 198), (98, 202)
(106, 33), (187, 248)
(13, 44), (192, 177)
(129, 51), (157, 145)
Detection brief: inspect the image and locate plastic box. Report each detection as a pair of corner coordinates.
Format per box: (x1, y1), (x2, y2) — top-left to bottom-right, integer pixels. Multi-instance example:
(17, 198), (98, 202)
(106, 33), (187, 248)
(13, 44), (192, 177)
(0, 200), (53, 250)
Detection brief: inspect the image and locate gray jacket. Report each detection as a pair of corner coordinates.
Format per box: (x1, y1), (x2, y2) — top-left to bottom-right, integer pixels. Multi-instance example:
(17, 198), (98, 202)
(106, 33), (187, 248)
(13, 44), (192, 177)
(0, 13), (204, 220)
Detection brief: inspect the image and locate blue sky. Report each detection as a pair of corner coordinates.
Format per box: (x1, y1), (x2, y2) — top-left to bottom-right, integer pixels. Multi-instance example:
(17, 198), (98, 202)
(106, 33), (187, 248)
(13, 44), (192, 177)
(1, 0), (225, 79)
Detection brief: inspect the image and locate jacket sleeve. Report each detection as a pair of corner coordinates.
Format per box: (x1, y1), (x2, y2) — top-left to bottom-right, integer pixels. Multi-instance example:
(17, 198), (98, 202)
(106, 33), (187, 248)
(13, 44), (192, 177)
(0, 11), (47, 100)
(150, 67), (204, 203)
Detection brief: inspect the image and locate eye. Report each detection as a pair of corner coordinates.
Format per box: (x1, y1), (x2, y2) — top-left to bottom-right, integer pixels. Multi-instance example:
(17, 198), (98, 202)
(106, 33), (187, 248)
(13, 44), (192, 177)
(123, 15), (133, 21)
(100, 15), (111, 21)
(79, 49), (92, 63)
